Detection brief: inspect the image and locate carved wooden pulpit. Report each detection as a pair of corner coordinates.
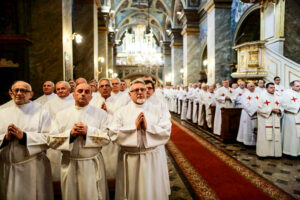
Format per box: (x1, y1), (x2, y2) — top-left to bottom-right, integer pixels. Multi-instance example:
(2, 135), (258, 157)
(220, 108), (242, 143)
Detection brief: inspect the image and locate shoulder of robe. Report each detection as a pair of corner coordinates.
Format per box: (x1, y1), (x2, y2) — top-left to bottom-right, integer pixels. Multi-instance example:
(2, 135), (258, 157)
(88, 104), (107, 118)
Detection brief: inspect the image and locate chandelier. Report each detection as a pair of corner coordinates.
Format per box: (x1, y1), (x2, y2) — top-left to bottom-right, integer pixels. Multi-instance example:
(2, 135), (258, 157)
(116, 25), (162, 67)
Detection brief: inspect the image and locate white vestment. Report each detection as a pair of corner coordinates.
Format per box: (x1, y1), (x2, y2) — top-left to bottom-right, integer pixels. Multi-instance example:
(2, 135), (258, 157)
(275, 84), (285, 96)
(48, 105), (110, 200)
(204, 92), (215, 128)
(186, 88), (195, 119)
(236, 91), (259, 145)
(255, 87), (265, 94)
(213, 87), (235, 135)
(0, 101), (53, 200)
(34, 93), (56, 105)
(181, 92), (188, 120)
(197, 90), (207, 126)
(233, 87), (246, 108)
(110, 101), (171, 200)
(90, 94), (121, 179)
(43, 94), (75, 181)
(280, 89), (300, 156)
(257, 92), (283, 157)
(0, 100), (14, 110)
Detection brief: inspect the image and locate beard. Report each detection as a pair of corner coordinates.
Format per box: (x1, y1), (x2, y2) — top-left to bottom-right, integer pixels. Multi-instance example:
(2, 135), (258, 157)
(136, 98), (146, 104)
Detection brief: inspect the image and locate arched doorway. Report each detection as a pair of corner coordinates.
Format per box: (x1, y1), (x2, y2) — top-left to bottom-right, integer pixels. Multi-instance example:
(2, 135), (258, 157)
(199, 45), (208, 82)
(233, 5), (260, 46)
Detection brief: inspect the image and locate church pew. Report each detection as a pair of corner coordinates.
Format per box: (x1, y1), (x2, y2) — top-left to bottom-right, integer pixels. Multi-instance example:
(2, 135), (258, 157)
(220, 108), (242, 143)
(201, 104), (209, 130)
(196, 102), (199, 123)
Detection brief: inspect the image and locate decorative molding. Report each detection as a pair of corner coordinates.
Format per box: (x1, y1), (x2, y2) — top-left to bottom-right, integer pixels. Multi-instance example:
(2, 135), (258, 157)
(181, 28), (200, 36)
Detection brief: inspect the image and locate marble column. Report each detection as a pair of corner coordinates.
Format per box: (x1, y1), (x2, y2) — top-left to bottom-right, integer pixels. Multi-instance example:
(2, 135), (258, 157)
(171, 29), (183, 86)
(181, 9), (201, 85)
(113, 45), (118, 77)
(98, 8), (110, 79)
(162, 41), (171, 85)
(73, 0), (98, 81)
(29, 0), (73, 95)
(108, 32), (115, 78)
(205, 1), (232, 84)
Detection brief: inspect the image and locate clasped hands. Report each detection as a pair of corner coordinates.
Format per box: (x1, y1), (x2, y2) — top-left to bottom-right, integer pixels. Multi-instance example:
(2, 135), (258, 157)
(70, 122), (88, 137)
(5, 124), (23, 140)
(135, 112), (147, 131)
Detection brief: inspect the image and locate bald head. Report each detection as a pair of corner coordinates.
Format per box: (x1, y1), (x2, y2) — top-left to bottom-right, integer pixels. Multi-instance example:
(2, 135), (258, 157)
(247, 82), (255, 92)
(73, 83), (92, 107)
(43, 81), (55, 95)
(10, 81), (33, 105)
(75, 77), (87, 86)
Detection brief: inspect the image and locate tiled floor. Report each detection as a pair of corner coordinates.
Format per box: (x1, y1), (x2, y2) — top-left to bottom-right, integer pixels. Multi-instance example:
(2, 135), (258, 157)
(169, 114), (300, 200)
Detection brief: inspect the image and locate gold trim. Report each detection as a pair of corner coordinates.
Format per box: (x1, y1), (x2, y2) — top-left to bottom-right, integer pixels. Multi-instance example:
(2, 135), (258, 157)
(166, 141), (220, 200)
(181, 28), (200, 36)
(170, 41), (183, 47)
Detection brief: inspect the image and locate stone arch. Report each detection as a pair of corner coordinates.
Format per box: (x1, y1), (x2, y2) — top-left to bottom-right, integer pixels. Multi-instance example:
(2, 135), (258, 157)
(233, 4), (261, 46)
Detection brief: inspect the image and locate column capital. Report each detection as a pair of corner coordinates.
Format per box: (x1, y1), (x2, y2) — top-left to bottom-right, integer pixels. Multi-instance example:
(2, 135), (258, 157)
(181, 9), (200, 30)
(98, 10), (110, 28)
(204, 0), (232, 13)
(170, 28), (183, 46)
(108, 32), (115, 45)
(162, 41), (171, 55)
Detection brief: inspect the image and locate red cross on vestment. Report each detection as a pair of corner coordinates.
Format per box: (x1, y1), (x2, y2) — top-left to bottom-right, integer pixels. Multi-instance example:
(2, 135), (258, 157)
(291, 97), (297, 102)
(264, 100), (270, 105)
(275, 101), (279, 106)
(221, 93), (225, 96)
(247, 96), (252, 100)
(229, 90), (232, 94)
(255, 96), (259, 100)
(239, 93), (242, 96)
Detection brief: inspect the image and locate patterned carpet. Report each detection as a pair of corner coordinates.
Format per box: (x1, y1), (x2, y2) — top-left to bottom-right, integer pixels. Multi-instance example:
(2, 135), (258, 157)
(166, 119), (294, 200)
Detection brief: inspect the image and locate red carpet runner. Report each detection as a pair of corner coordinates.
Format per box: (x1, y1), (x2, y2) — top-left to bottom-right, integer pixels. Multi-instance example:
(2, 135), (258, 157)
(166, 120), (293, 200)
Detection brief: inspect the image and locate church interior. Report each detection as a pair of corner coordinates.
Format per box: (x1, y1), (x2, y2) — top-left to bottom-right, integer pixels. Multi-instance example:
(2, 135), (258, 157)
(1, 0), (300, 199)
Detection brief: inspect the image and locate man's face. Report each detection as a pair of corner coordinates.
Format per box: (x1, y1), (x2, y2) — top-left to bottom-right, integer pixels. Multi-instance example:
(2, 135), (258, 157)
(75, 78), (87, 86)
(69, 81), (75, 92)
(248, 83), (255, 92)
(129, 83), (146, 104)
(99, 80), (111, 99)
(258, 80), (264, 88)
(267, 84), (275, 94)
(10, 82), (33, 105)
(89, 82), (98, 92)
(223, 80), (229, 88)
(56, 83), (71, 98)
(274, 78), (280, 85)
(208, 85), (214, 93)
(43, 81), (54, 95)
(239, 82), (245, 89)
(146, 83), (154, 98)
(292, 81), (300, 92)
(73, 84), (92, 107)
(120, 81), (127, 91)
(111, 79), (120, 93)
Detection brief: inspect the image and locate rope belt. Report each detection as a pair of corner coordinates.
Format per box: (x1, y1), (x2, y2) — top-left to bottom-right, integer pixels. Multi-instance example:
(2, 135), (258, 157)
(3, 153), (41, 165)
(122, 147), (157, 200)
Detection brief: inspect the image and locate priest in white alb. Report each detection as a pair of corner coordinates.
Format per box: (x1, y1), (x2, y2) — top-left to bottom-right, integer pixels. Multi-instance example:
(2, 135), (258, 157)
(43, 81), (75, 182)
(109, 79), (171, 200)
(236, 83), (259, 146)
(48, 83), (110, 200)
(214, 79), (235, 135)
(257, 83), (283, 157)
(0, 81), (53, 200)
(34, 81), (56, 105)
(204, 85), (215, 129)
(280, 80), (300, 156)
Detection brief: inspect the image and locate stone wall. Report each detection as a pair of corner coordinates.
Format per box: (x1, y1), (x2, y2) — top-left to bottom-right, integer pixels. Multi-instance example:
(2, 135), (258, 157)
(284, 0), (300, 64)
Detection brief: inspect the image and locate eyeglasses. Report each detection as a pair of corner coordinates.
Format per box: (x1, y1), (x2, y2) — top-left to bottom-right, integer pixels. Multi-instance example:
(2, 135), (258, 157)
(130, 88), (146, 93)
(99, 84), (110, 88)
(11, 88), (31, 94)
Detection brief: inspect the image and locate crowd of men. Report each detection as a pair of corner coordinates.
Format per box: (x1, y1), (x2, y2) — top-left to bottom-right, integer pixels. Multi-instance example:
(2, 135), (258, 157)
(164, 76), (300, 158)
(0, 77), (171, 200)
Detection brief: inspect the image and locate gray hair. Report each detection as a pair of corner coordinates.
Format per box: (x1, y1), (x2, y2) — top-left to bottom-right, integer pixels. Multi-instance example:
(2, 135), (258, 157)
(99, 78), (112, 87)
(11, 81), (32, 91)
(44, 81), (55, 88)
(130, 79), (145, 90)
(56, 81), (71, 88)
(111, 78), (120, 83)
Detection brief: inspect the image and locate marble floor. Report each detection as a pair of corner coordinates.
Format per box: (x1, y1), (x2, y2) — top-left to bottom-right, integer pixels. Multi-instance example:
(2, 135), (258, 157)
(168, 114), (300, 200)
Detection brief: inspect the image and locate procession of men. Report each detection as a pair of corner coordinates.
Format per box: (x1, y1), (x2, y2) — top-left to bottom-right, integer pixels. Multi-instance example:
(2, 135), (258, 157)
(165, 77), (300, 159)
(0, 77), (171, 200)
(1, 75), (299, 200)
